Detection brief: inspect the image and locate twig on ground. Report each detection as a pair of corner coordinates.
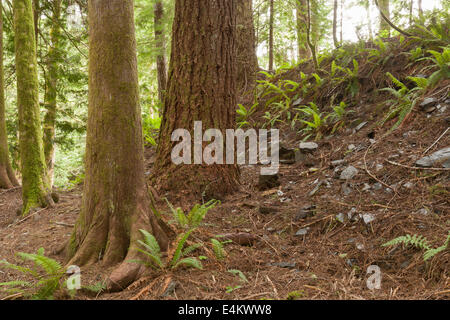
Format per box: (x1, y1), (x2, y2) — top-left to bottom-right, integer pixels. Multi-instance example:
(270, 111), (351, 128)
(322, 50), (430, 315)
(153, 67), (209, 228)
(386, 160), (450, 171)
(422, 127), (449, 156)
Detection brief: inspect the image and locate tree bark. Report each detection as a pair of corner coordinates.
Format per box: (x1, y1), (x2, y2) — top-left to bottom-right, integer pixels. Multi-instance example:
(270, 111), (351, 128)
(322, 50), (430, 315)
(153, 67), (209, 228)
(268, 0), (274, 72)
(236, 0), (259, 95)
(66, 0), (169, 292)
(0, 1), (19, 189)
(13, 0), (52, 214)
(154, 0), (167, 104)
(306, 0), (318, 71)
(418, 0), (423, 20)
(333, 0), (339, 48)
(296, 0), (310, 61)
(365, 0), (373, 40)
(43, 0), (61, 187)
(378, 0), (390, 37)
(340, 0), (343, 43)
(152, 0), (240, 201)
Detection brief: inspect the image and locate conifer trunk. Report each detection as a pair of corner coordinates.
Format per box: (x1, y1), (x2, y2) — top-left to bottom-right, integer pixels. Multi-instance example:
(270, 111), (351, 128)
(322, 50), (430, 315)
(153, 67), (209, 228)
(0, 1), (19, 189)
(296, 0), (310, 61)
(13, 0), (52, 214)
(66, 0), (168, 292)
(154, 0), (167, 104)
(236, 0), (259, 95)
(152, 0), (239, 200)
(268, 0), (274, 72)
(43, 0), (61, 187)
(379, 0), (390, 36)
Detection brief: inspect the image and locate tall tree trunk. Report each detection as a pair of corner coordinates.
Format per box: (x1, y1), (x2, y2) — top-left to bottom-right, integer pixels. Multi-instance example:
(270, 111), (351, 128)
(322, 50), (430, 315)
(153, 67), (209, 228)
(365, 0), (373, 40)
(378, 0), (390, 37)
(43, 0), (61, 187)
(13, 0), (52, 215)
(296, 0), (309, 61)
(0, 1), (19, 189)
(306, 0), (318, 71)
(418, 0), (423, 20)
(409, 0), (414, 25)
(154, 0), (167, 104)
(340, 0), (343, 43)
(268, 0), (274, 72)
(332, 0), (338, 48)
(152, 0), (240, 200)
(66, 0), (169, 292)
(32, 0), (38, 46)
(236, 0), (259, 95)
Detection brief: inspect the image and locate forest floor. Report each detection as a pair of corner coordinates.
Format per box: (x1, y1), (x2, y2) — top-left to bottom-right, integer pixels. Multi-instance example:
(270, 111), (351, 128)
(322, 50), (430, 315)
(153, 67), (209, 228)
(0, 39), (449, 300)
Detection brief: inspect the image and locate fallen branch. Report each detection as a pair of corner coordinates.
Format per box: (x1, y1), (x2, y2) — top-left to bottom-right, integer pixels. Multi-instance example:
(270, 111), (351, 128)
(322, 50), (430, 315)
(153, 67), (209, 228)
(385, 160), (450, 171)
(422, 127), (449, 156)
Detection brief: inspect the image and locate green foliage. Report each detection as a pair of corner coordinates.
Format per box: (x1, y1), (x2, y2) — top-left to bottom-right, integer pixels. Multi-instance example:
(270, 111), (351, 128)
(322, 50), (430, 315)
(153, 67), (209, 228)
(286, 290), (305, 300)
(165, 199), (220, 229)
(142, 114), (161, 147)
(418, 46), (450, 88)
(0, 248), (66, 299)
(296, 102), (325, 141)
(227, 269), (248, 283)
(380, 72), (423, 132)
(382, 232), (450, 262)
(237, 103), (258, 128)
(210, 238), (227, 261)
(132, 229), (203, 271)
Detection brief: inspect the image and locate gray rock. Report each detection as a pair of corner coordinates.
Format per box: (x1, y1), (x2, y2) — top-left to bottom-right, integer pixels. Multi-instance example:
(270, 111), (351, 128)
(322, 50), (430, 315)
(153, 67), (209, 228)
(268, 262), (297, 269)
(416, 208), (431, 216)
(362, 183), (371, 192)
(331, 159), (346, 167)
(403, 182), (414, 189)
(295, 228), (309, 236)
(336, 213), (346, 223)
(299, 142), (319, 152)
(340, 166), (358, 180)
(415, 147), (450, 168)
(341, 183), (353, 196)
(355, 122), (368, 132)
(361, 213), (376, 224)
(373, 183), (383, 191)
(348, 144), (356, 151)
(420, 97), (438, 109)
(375, 164), (384, 172)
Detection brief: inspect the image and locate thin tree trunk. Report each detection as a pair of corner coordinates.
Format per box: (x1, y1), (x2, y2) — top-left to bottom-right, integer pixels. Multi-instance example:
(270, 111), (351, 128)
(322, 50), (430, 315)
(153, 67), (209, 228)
(365, 0), (373, 40)
(153, 0), (240, 200)
(43, 0), (61, 187)
(418, 0), (423, 20)
(340, 0), (343, 43)
(268, 0), (274, 72)
(333, 0), (339, 48)
(13, 0), (53, 215)
(154, 0), (167, 104)
(378, 0), (390, 36)
(236, 0), (259, 95)
(409, 0), (414, 25)
(66, 0), (169, 292)
(0, 1), (19, 189)
(296, 0), (309, 61)
(306, 0), (318, 71)
(375, 0), (412, 37)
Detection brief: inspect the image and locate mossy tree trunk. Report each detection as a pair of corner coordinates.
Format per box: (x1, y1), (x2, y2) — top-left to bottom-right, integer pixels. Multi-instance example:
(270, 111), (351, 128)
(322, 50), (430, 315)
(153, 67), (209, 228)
(296, 0), (310, 61)
(0, 1), (19, 189)
(154, 0), (167, 104)
(152, 0), (240, 200)
(13, 0), (52, 214)
(268, 0), (274, 72)
(66, 0), (169, 292)
(379, 0), (390, 36)
(333, 0), (339, 48)
(43, 0), (61, 187)
(236, 0), (259, 95)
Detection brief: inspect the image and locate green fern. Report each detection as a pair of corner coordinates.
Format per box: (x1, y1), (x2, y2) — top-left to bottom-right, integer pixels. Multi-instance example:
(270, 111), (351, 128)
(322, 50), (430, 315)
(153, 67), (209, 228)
(165, 199), (220, 229)
(211, 238), (227, 261)
(132, 229), (203, 271)
(0, 248), (66, 299)
(383, 232), (450, 262)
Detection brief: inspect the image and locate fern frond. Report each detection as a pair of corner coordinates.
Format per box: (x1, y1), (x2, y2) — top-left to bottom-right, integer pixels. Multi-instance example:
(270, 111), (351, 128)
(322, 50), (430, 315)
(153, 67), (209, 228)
(172, 257), (203, 270)
(170, 229), (195, 267)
